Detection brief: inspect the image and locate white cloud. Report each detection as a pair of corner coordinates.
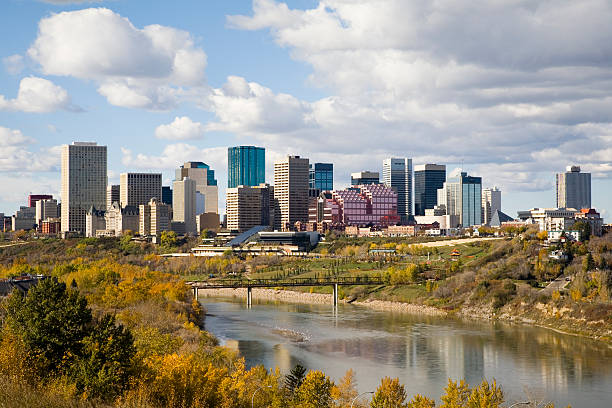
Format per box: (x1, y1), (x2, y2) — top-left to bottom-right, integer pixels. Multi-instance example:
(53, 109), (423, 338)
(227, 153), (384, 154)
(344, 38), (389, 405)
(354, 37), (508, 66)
(155, 116), (205, 140)
(28, 8), (207, 110)
(3, 54), (24, 75)
(0, 76), (75, 113)
(0, 126), (60, 172)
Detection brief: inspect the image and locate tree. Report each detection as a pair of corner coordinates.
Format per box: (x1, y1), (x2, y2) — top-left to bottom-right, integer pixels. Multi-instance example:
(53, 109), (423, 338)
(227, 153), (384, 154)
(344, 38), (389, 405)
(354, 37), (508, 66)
(295, 370), (334, 408)
(4, 278), (92, 374)
(583, 252), (595, 273)
(370, 377), (407, 408)
(407, 395), (436, 408)
(285, 364), (307, 395)
(331, 369), (359, 407)
(160, 230), (178, 247)
(74, 314), (136, 400)
(440, 379), (470, 408)
(466, 379), (504, 408)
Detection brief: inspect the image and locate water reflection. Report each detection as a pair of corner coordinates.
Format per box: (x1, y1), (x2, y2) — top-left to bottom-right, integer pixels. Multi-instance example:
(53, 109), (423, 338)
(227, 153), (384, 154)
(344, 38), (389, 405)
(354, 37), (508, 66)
(201, 297), (612, 407)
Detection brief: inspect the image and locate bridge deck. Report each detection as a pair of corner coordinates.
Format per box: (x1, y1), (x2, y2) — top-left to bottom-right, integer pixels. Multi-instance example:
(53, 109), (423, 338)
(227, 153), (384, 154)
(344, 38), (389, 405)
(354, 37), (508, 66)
(187, 276), (385, 289)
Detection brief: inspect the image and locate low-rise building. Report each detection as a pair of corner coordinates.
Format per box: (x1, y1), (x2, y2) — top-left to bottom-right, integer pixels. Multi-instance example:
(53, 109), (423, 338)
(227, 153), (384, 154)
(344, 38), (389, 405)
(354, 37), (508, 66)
(41, 218), (61, 235)
(85, 206), (106, 238)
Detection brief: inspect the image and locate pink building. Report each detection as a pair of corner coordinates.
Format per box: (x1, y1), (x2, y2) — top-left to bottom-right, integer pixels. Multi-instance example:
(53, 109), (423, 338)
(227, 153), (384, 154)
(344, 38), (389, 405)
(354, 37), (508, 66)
(333, 185), (399, 227)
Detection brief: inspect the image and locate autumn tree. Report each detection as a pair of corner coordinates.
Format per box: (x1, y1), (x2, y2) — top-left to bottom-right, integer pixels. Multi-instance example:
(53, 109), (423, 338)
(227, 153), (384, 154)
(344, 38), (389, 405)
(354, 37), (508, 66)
(466, 379), (504, 407)
(295, 370), (334, 408)
(332, 369), (359, 407)
(407, 394), (436, 408)
(440, 379), (470, 408)
(370, 377), (408, 408)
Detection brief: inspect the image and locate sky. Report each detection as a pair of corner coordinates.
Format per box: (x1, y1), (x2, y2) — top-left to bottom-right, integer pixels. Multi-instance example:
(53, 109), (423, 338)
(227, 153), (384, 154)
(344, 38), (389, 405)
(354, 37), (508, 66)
(1, 0), (611, 219)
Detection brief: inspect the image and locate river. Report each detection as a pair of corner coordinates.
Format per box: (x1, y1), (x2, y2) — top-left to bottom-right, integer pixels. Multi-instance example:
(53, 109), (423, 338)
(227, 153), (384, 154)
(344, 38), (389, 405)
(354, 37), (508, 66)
(200, 296), (612, 407)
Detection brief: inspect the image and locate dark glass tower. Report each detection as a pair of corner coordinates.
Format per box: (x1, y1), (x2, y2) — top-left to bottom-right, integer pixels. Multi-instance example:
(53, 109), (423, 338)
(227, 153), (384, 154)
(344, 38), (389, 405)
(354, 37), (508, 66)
(228, 146), (265, 188)
(309, 163), (333, 191)
(414, 164), (446, 215)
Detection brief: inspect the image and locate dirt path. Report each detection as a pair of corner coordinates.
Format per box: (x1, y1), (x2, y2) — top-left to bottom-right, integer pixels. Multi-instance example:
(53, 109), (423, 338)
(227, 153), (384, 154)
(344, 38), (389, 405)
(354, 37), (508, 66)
(410, 237), (504, 248)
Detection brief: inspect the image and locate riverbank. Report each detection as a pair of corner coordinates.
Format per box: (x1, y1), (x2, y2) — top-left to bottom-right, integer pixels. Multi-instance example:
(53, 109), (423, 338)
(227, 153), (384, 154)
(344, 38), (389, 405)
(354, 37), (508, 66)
(199, 287), (447, 316)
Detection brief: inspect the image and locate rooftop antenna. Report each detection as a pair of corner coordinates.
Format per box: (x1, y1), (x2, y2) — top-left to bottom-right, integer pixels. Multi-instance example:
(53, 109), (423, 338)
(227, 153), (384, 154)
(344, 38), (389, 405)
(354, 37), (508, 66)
(461, 159), (464, 173)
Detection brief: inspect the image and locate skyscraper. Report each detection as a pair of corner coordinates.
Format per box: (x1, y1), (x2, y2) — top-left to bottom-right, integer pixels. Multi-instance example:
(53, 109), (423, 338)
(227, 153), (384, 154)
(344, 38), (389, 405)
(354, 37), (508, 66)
(61, 142), (107, 234)
(176, 162), (218, 214)
(309, 163), (333, 191)
(228, 146), (265, 188)
(351, 171), (380, 185)
(383, 158), (412, 221)
(438, 172), (482, 227)
(161, 186), (172, 206)
(226, 184), (274, 232)
(556, 166), (591, 209)
(107, 184), (120, 210)
(482, 187), (502, 226)
(172, 177), (196, 234)
(274, 156), (309, 230)
(119, 173), (162, 208)
(414, 164), (446, 216)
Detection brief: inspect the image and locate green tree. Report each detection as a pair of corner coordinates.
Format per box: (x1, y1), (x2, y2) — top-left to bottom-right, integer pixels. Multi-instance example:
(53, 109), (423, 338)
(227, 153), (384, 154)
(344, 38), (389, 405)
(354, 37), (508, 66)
(285, 364), (307, 395)
(160, 230), (178, 247)
(370, 377), (407, 408)
(583, 252), (595, 272)
(4, 278), (92, 374)
(295, 370), (334, 408)
(74, 314), (136, 400)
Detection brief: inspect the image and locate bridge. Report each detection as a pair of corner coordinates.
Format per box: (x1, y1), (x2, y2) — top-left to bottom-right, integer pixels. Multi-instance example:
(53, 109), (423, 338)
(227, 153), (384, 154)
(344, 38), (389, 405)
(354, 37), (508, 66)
(187, 276), (386, 307)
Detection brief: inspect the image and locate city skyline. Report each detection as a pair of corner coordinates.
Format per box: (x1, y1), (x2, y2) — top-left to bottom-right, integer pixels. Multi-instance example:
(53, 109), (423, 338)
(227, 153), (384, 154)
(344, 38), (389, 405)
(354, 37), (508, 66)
(1, 1), (611, 218)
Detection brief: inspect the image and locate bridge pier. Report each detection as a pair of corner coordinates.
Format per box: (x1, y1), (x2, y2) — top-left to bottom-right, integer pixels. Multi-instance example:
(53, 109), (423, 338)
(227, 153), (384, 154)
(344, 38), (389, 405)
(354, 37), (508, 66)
(247, 287), (252, 307)
(193, 286), (199, 299)
(333, 283), (338, 307)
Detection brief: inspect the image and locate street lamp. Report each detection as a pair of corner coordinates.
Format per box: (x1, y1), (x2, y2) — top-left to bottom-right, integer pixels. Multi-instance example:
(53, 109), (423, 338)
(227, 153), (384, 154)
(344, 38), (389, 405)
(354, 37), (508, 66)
(350, 391), (374, 408)
(251, 385), (272, 408)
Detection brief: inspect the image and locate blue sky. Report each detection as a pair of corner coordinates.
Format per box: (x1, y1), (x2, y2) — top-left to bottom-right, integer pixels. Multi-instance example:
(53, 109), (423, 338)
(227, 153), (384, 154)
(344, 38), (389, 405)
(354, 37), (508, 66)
(1, 0), (611, 219)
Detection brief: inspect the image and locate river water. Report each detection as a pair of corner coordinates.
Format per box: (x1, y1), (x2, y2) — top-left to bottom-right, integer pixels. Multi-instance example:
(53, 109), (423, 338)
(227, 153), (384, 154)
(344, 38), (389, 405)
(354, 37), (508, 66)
(200, 296), (612, 407)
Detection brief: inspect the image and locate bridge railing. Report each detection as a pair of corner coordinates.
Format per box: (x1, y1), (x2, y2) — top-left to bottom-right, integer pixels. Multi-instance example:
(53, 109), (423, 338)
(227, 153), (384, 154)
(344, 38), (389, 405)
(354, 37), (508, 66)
(188, 275), (385, 287)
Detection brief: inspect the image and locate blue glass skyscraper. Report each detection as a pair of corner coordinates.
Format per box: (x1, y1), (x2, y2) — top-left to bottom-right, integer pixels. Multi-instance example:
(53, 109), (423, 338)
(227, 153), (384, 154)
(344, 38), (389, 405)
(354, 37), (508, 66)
(228, 146), (265, 188)
(309, 163), (333, 191)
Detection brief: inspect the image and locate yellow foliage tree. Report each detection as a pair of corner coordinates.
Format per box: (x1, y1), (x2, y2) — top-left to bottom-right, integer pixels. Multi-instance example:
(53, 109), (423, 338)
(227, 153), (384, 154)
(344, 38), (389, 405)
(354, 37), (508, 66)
(295, 370), (334, 408)
(331, 369), (359, 407)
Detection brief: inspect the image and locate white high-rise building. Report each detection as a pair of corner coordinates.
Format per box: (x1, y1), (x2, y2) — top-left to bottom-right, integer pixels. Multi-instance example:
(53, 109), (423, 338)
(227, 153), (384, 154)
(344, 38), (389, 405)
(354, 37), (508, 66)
(437, 172), (482, 227)
(274, 156), (309, 231)
(139, 198), (170, 237)
(61, 142), (107, 234)
(173, 177), (197, 234)
(556, 166), (591, 210)
(35, 199), (60, 226)
(119, 173), (162, 208)
(175, 162), (219, 214)
(482, 187), (502, 226)
(383, 158), (412, 221)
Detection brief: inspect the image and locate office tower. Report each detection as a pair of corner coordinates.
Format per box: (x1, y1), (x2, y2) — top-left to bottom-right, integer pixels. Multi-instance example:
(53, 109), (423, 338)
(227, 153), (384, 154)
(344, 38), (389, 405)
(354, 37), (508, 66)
(351, 171), (380, 185)
(176, 162), (218, 214)
(139, 198), (170, 236)
(161, 186), (172, 206)
(482, 187), (502, 226)
(414, 164), (446, 216)
(35, 198), (59, 226)
(173, 177), (196, 234)
(309, 163), (333, 191)
(274, 156), (309, 230)
(438, 172), (482, 227)
(61, 142), (107, 234)
(228, 146), (266, 188)
(556, 166), (591, 209)
(12, 206), (36, 231)
(226, 184), (274, 232)
(28, 194), (52, 208)
(383, 158), (412, 221)
(332, 184), (399, 226)
(107, 185), (120, 209)
(119, 173), (162, 208)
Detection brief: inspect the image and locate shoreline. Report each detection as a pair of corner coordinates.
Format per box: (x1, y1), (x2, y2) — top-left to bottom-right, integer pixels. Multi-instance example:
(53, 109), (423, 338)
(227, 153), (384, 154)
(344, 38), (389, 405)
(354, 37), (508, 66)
(199, 288), (612, 344)
(199, 287), (446, 317)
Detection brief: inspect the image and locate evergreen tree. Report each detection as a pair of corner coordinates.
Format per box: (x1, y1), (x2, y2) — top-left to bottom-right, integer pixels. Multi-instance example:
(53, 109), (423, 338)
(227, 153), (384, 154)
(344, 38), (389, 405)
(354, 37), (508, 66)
(284, 363), (307, 395)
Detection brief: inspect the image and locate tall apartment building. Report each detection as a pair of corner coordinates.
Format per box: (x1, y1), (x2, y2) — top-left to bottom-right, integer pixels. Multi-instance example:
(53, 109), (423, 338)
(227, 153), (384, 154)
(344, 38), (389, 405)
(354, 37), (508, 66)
(383, 158), (412, 221)
(309, 163), (333, 191)
(228, 146), (265, 188)
(107, 185), (120, 209)
(274, 156), (309, 231)
(414, 164), (446, 216)
(35, 198), (59, 226)
(173, 177), (196, 234)
(119, 173), (162, 208)
(61, 142), (107, 235)
(351, 171), (380, 185)
(139, 198), (170, 236)
(556, 166), (591, 209)
(438, 172), (482, 227)
(226, 184), (274, 232)
(176, 162), (218, 214)
(482, 187), (502, 226)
